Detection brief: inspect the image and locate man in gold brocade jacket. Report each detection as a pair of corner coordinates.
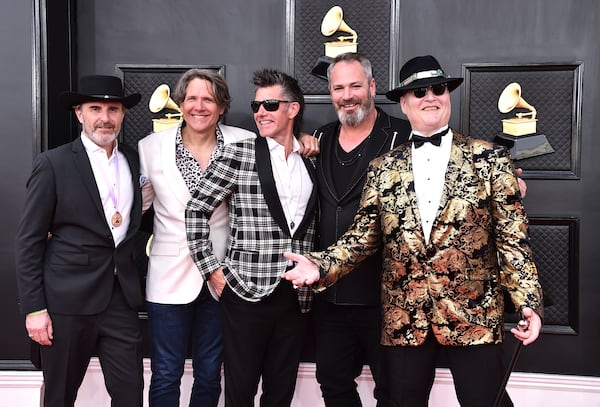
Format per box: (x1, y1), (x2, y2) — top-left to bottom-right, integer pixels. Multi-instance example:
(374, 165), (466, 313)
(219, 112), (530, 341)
(283, 55), (543, 407)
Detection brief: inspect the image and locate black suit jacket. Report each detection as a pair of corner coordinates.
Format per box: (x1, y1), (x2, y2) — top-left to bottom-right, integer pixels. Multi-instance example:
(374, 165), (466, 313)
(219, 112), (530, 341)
(15, 137), (144, 315)
(313, 109), (411, 305)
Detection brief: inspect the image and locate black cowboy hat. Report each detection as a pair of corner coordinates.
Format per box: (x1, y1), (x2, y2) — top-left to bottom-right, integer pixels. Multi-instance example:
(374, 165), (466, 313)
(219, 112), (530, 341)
(59, 75), (141, 109)
(385, 55), (463, 102)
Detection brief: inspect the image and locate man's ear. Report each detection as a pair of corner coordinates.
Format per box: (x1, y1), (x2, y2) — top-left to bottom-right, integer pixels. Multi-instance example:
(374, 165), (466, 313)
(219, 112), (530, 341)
(399, 95), (408, 115)
(74, 106), (84, 124)
(288, 101), (301, 119)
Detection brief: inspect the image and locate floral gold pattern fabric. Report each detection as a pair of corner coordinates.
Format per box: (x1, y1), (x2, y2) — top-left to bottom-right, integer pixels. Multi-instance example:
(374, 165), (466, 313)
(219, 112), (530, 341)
(307, 131), (543, 346)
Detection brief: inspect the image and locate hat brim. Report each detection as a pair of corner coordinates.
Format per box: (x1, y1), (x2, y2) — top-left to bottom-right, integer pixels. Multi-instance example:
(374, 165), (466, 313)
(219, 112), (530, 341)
(385, 77), (463, 102)
(59, 92), (142, 110)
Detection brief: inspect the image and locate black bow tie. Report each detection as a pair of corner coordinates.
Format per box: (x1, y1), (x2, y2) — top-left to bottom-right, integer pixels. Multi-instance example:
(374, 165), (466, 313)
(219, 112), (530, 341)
(411, 128), (448, 148)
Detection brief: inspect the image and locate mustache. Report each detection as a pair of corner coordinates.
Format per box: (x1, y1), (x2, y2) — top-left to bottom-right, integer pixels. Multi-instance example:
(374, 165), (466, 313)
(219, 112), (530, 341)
(338, 98), (360, 106)
(95, 121), (116, 130)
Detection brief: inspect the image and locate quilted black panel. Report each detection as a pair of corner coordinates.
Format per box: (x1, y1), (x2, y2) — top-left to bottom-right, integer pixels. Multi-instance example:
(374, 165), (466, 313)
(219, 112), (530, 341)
(292, 0), (393, 95)
(528, 217), (578, 332)
(462, 64), (581, 177)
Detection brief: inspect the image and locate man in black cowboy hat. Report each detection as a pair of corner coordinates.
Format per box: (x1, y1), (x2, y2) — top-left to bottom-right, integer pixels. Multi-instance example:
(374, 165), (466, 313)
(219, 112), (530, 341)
(15, 75), (145, 407)
(283, 55), (543, 406)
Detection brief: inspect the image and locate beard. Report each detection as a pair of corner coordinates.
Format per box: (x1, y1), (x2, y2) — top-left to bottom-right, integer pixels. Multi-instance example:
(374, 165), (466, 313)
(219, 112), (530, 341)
(84, 122), (119, 150)
(335, 94), (374, 127)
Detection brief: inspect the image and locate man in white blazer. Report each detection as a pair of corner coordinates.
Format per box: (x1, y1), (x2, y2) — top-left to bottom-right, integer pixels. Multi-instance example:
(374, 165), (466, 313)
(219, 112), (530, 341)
(138, 69), (256, 407)
(140, 123), (255, 305)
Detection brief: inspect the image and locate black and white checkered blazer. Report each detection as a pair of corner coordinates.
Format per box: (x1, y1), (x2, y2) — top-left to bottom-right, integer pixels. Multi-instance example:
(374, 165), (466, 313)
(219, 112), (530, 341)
(185, 136), (318, 312)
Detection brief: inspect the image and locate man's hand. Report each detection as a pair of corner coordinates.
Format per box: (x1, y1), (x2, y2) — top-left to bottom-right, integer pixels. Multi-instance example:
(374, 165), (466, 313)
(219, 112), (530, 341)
(282, 252), (320, 287)
(510, 307), (542, 346)
(516, 167), (527, 198)
(298, 133), (320, 157)
(208, 267), (227, 297)
(26, 311), (53, 346)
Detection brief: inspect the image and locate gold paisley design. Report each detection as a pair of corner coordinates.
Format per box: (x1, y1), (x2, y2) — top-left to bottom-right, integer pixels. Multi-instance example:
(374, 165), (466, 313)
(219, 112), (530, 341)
(307, 131), (543, 347)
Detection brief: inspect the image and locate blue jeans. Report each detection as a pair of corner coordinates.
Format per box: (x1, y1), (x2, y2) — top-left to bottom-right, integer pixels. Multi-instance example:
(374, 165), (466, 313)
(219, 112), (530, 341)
(147, 286), (223, 407)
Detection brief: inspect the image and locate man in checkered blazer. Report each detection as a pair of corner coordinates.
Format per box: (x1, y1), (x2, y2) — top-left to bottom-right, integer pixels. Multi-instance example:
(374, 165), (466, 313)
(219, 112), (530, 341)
(185, 68), (317, 407)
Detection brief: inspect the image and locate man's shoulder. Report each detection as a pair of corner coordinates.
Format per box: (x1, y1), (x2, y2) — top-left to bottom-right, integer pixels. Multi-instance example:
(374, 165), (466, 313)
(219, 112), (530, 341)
(387, 113), (411, 131)
(41, 138), (81, 160)
(220, 136), (256, 161)
(452, 131), (510, 162)
(453, 131), (500, 151)
(139, 125), (177, 147)
(226, 135), (256, 148)
(220, 124), (256, 144)
(375, 108), (410, 135)
(313, 118), (340, 137)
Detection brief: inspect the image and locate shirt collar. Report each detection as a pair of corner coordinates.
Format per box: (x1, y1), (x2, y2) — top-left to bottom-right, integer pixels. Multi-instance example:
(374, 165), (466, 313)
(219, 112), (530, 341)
(176, 122), (225, 146)
(411, 126), (450, 138)
(265, 135), (301, 155)
(80, 133), (118, 158)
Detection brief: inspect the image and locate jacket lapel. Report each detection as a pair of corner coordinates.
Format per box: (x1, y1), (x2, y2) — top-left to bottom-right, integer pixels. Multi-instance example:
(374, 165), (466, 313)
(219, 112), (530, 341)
(71, 137), (107, 223)
(119, 143), (142, 242)
(426, 131), (469, 248)
(160, 129), (191, 207)
(293, 156), (317, 237)
(254, 136), (289, 233)
(396, 147), (427, 245)
(436, 131), (467, 223)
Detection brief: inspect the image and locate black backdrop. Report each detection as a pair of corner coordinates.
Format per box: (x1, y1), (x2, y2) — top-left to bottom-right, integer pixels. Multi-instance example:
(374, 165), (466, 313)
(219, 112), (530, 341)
(2, 0), (599, 378)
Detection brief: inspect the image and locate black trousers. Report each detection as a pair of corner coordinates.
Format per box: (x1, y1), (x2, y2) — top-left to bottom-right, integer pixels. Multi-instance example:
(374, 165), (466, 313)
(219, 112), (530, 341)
(313, 297), (386, 407)
(220, 281), (307, 407)
(40, 278), (144, 407)
(384, 333), (513, 407)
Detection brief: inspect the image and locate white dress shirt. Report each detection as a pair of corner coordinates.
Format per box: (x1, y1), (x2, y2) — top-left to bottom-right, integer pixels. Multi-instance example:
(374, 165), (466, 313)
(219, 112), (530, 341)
(81, 134), (133, 247)
(411, 128), (452, 244)
(267, 136), (313, 236)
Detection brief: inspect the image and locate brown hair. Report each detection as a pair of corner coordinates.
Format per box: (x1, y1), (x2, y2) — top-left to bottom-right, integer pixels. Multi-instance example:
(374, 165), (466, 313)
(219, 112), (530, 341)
(172, 69), (231, 116)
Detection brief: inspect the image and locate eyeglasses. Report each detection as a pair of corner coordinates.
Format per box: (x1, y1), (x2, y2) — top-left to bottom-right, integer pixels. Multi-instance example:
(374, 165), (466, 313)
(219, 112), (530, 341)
(250, 99), (292, 113)
(411, 83), (447, 98)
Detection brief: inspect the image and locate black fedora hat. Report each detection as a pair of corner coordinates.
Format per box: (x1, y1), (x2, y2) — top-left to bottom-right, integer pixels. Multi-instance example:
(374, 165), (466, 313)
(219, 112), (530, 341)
(59, 75), (141, 109)
(386, 55), (463, 102)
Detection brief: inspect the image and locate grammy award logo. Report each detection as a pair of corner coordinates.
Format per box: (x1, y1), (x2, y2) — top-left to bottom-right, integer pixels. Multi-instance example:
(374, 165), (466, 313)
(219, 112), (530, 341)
(148, 84), (182, 132)
(321, 6), (358, 58)
(498, 82), (537, 136)
(311, 6), (359, 80)
(494, 82), (554, 160)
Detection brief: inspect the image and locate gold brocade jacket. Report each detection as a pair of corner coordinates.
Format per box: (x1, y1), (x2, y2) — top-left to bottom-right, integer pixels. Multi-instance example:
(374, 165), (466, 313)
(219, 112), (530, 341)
(306, 131), (544, 347)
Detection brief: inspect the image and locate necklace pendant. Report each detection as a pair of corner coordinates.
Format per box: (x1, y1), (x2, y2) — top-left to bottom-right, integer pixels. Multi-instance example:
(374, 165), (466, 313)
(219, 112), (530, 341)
(111, 211), (123, 227)
(290, 221), (295, 229)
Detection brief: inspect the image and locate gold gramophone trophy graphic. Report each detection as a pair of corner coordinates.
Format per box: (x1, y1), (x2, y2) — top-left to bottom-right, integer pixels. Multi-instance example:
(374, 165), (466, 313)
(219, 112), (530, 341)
(149, 84), (182, 132)
(311, 5), (358, 79)
(493, 82), (554, 160)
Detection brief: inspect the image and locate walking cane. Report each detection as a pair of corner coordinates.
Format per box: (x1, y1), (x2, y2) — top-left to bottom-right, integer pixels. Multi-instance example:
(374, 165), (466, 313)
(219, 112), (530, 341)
(493, 318), (528, 407)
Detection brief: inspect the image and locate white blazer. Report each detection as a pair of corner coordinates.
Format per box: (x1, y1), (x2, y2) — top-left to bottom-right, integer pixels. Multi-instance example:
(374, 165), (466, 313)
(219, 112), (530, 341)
(138, 123), (256, 304)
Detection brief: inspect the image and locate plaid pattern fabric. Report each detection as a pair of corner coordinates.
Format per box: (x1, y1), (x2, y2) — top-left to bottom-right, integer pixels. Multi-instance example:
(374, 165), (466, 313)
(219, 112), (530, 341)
(186, 138), (317, 312)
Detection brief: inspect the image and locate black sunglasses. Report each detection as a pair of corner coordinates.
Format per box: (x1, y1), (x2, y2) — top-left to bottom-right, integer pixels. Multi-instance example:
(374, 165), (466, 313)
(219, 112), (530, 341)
(250, 99), (292, 113)
(411, 83), (447, 98)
